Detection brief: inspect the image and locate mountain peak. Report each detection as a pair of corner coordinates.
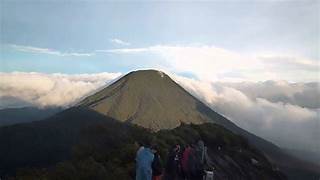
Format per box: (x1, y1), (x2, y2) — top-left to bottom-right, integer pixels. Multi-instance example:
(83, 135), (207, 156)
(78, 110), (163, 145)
(79, 69), (211, 130)
(128, 69), (166, 76)
(124, 69), (168, 83)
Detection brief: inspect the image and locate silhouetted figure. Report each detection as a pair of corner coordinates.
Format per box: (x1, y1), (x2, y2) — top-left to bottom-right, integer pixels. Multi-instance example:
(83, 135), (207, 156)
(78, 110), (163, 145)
(152, 146), (163, 180)
(181, 144), (194, 180)
(189, 140), (215, 180)
(164, 144), (182, 180)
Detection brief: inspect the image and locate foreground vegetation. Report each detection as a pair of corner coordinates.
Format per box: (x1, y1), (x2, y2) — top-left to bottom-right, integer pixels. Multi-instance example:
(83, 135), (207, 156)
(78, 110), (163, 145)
(0, 108), (285, 180)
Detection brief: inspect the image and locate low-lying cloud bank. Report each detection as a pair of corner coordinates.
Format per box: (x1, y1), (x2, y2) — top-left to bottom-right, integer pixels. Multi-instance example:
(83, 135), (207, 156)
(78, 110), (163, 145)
(0, 72), (121, 108)
(215, 81), (320, 109)
(0, 71), (319, 157)
(172, 75), (320, 155)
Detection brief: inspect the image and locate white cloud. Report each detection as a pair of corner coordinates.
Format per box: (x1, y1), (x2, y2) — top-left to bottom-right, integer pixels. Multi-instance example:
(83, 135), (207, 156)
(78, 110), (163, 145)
(0, 72), (121, 108)
(215, 81), (320, 109)
(9, 44), (94, 57)
(96, 48), (147, 53)
(102, 45), (320, 82)
(172, 74), (320, 154)
(0, 70), (319, 157)
(10, 43), (317, 82)
(109, 38), (131, 46)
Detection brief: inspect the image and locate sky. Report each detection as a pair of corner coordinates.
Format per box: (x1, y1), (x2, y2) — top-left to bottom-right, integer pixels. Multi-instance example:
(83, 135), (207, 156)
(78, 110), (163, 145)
(0, 0), (319, 161)
(1, 0), (319, 82)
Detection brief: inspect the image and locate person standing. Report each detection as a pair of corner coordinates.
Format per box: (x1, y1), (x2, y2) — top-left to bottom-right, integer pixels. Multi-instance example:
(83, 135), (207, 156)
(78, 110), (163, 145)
(152, 146), (163, 180)
(164, 144), (182, 180)
(189, 140), (215, 180)
(181, 144), (194, 179)
(136, 145), (155, 180)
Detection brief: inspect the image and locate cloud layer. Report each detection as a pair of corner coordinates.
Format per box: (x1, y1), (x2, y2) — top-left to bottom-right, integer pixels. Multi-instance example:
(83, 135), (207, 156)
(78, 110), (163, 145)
(0, 72), (121, 108)
(110, 38), (131, 46)
(103, 45), (319, 82)
(0, 71), (319, 156)
(7, 43), (319, 82)
(215, 81), (320, 109)
(172, 75), (320, 154)
(9, 44), (94, 57)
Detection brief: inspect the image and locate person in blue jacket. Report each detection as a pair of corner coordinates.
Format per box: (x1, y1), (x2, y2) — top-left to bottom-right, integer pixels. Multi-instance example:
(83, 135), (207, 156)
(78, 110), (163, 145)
(136, 144), (156, 180)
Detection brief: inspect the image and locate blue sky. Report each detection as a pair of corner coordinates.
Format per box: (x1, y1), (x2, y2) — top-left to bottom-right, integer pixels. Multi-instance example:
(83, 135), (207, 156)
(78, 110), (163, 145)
(1, 0), (319, 81)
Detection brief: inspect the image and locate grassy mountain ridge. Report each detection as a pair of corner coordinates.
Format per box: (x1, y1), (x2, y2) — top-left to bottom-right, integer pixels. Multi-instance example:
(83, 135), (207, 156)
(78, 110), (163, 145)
(0, 107), (285, 180)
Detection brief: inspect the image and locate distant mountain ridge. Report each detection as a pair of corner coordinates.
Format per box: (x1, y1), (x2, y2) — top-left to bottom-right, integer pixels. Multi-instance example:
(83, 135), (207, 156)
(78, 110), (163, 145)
(0, 107), (62, 126)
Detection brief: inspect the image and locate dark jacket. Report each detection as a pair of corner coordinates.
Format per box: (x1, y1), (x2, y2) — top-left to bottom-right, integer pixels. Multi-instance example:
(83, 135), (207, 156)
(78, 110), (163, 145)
(152, 152), (162, 176)
(165, 148), (181, 177)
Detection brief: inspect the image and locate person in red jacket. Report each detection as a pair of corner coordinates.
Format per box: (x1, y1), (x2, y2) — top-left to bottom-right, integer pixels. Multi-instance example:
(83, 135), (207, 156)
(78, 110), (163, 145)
(181, 144), (194, 180)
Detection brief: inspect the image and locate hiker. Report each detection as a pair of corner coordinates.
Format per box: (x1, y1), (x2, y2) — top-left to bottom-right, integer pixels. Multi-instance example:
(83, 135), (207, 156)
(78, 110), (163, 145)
(189, 140), (215, 180)
(151, 146), (163, 180)
(197, 140), (215, 170)
(181, 144), (194, 180)
(136, 144), (157, 180)
(164, 144), (182, 180)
